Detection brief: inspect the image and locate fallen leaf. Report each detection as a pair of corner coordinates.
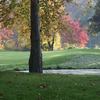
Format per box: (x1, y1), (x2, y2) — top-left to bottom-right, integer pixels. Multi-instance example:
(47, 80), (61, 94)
(39, 83), (48, 89)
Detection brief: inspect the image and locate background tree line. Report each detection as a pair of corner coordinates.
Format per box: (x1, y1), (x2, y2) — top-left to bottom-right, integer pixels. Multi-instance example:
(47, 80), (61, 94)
(0, 0), (98, 51)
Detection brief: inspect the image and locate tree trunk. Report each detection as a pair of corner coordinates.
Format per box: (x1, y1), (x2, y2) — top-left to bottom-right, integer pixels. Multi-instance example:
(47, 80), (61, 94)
(29, 0), (42, 73)
(48, 33), (55, 51)
(48, 41), (54, 51)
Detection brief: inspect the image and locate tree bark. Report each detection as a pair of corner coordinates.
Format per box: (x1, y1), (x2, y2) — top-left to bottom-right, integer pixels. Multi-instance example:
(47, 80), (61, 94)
(29, 0), (42, 73)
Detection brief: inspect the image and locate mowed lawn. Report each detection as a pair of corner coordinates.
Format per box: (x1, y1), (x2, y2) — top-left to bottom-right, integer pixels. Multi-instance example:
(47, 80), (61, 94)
(0, 72), (100, 100)
(0, 49), (100, 71)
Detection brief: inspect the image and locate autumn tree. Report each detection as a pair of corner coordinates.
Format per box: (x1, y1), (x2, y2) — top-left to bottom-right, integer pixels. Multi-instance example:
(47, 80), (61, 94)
(89, 0), (100, 33)
(0, 0), (30, 49)
(40, 0), (65, 51)
(12, 0), (30, 49)
(0, 0), (64, 50)
(0, 27), (14, 48)
(61, 15), (89, 48)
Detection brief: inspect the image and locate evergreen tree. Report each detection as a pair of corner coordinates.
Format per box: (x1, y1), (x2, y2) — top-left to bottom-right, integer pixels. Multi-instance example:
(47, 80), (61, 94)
(89, 0), (100, 33)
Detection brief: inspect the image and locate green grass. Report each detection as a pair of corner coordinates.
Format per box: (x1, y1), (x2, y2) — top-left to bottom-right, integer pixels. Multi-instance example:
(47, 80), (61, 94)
(0, 51), (29, 71)
(43, 49), (100, 69)
(0, 72), (100, 100)
(0, 49), (100, 71)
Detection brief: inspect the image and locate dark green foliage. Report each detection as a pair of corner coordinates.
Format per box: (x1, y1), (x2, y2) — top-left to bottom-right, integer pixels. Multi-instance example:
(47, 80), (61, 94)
(89, 0), (100, 33)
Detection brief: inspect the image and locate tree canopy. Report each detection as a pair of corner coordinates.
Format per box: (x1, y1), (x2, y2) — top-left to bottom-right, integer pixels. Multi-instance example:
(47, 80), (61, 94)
(89, 0), (100, 33)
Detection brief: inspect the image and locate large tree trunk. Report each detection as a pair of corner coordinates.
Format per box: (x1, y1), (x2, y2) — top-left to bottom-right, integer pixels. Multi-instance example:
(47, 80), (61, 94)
(29, 0), (42, 73)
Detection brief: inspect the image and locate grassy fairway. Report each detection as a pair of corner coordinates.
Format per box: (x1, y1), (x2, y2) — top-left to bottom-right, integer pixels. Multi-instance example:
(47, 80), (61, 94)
(0, 72), (100, 100)
(0, 51), (29, 71)
(0, 49), (100, 71)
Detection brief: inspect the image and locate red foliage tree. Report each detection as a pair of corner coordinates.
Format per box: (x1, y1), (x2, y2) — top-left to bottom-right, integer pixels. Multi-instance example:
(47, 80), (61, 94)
(61, 15), (89, 48)
(0, 27), (13, 47)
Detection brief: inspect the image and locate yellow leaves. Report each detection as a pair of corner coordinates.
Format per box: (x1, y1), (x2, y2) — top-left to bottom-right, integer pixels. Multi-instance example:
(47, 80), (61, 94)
(48, 0), (52, 5)
(23, 25), (28, 31)
(40, 0), (64, 34)
(0, 44), (4, 49)
(59, 5), (64, 11)
(54, 33), (61, 49)
(39, 9), (45, 16)
(40, 0), (65, 50)
(50, 12), (53, 16)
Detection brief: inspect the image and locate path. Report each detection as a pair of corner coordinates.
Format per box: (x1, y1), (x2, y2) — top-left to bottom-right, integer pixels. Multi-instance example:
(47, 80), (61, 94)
(20, 69), (100, 75)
